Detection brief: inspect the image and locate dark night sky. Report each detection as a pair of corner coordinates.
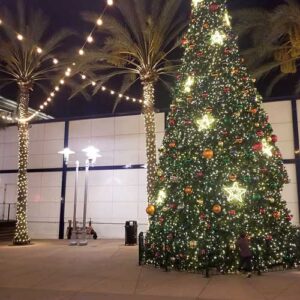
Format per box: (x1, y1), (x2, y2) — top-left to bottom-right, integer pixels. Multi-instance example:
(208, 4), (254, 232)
(0, 0), (296, 118)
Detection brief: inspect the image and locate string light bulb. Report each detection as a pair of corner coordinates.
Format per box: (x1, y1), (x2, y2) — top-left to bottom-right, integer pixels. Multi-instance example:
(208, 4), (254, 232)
(17, 34), (23, 41)
(107, 0), (113, 6)
(53, 58), (58, 64)
(79, 49), (85, 56)
(97, 18), (103, 26)
(87, 35), (93, 43)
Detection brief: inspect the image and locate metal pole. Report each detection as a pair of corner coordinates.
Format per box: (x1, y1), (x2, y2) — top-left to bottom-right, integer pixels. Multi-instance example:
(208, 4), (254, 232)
(70, 160), (79, 245)
(7, 203), (10, 221)
(79, 159), (90, 246)
(2, 184), (7, 221)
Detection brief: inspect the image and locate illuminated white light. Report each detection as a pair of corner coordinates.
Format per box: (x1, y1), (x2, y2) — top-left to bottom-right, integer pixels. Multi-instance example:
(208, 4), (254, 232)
(40, 105), (44, 109)
(36, 47), (42, 54)
(262, 139), (273, 157)
(107, 0), (113, 6)
(196, 114), (215, 131)
(0, 19), (2, 25)
(47, 97), (52, 102)
(55, 86), (59, 91)
(156, 189), (167, 205)
(211, 30), (225, 45)
(118, 94), (123, 98)
(97, 18), (103, 26)
(101, 86), (106, 91)
(17, 34), (23, 41)
(126, 96), (129, 100)
(50, 92), (55, 97)
(82, 146), (101, 163)
(87, 35), (93, 43)
(81, 74), (86, 80)
(53, 58), (58, 64)
(58, 147), (75, 163)
(192, 0), (203, 5)
(79, 49), (84, 56)
(224, 12), (231, 27)
(60, 79), (65, 85)
(184, 76), (194, 93)
(110, 90), (115, 95)
(224, 182), (246, 202)
(91, 81), (96, 86)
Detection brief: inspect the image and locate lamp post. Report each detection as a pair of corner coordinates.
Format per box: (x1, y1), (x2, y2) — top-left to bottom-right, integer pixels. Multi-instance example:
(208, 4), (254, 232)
(79, 146), (101, 246)
(58, 148), (79, 245)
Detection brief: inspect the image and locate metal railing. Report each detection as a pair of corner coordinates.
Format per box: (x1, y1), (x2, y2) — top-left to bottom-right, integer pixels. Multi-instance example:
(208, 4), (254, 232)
(0, 203), (16, 221)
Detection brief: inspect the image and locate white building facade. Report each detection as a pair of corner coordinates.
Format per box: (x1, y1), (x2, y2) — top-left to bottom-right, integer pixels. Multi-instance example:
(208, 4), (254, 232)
(0, 97), (299, 239)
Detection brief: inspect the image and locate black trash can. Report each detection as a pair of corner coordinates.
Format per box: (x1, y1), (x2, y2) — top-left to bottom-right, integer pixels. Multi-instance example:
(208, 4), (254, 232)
(125, 221), (137, 245)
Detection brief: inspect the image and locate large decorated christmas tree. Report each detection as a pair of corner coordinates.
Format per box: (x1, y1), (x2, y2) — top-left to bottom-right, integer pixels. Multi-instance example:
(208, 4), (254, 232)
(144, 0), (297, 273)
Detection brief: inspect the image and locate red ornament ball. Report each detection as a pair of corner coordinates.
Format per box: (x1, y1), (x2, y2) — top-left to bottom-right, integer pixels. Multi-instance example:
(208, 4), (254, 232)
(169, 119), (176, 126)
(259, 208), (266, 214)
(271, 134), (278, 143)
(197, 51), (204, 57)
(228, 210), (236, 216)
(181, 37), (188, 45)
(256, 130), (264, 137)
(223, 87), (230, 94)
(195, 171), (204, 178)
(209, 3), (220, 12)
(184, 119), (192, 125)
(169, 141), (176, 148)
(202, 92), (209, 98)
(273, 211), (281, 219)
(224, 48), (231, 55)
(252, 142), (262, 152)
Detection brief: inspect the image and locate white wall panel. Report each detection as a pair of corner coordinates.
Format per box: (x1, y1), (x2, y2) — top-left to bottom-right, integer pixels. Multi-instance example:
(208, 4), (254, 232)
(263, 102), (292, 124)
(30, 124), (45, 141)
(44, 122), (64, 140)
(91, 118), (115, 137)
(115, 115), (140, 135)
(4, 127), (18, 143)
(69, 119), (91, 138)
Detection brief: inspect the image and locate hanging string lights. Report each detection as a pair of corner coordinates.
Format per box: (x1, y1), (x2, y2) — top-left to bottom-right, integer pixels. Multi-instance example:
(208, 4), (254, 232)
(0, 0), (145, 123)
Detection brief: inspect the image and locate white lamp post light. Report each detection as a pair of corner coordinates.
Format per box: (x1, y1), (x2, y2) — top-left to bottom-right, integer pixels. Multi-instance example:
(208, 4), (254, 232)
(79, 146), (101, 246)
(58, 147), (79, 246)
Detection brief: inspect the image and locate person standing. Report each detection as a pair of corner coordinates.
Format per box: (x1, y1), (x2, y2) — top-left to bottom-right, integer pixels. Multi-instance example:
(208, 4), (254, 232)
(236, 233), (252, 278)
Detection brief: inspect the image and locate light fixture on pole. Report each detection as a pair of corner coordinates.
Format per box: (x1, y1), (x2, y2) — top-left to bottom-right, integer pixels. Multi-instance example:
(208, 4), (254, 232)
(58, 147), (78, 246)
(58, 147), (75, 164)
(79, 146), (101, 246)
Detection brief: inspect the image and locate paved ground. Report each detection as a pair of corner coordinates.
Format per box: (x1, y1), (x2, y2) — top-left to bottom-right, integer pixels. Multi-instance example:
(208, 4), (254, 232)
(0, 240), (299, 300)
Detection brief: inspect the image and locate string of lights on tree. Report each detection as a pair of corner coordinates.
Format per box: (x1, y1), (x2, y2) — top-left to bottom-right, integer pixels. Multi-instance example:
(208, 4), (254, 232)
(144, 0), (298, 273)
(0, 0), (144, 123)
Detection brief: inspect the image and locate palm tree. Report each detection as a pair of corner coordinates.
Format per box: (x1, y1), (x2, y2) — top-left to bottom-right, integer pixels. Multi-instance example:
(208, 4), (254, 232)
(0, 1), (71, 245)
(73, 0), (187, 202)
(232, 0), (300, 95)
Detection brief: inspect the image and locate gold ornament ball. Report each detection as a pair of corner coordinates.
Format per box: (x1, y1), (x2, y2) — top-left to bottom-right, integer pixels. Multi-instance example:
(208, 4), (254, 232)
(189, 240), (198, 249)
(184, 186), (193, 195)
(197, 198), (204, 205)
(146, 204), (156, 216)
(157, 168), (163, 176)
(212, 204), (222, 214)
(218, 141), (224, 147)
(203, 149), (214, 159)
(228, 174), (237, 181)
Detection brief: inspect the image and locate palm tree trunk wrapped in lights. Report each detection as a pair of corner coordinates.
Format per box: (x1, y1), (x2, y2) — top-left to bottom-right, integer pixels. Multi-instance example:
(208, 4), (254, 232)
(71, 0), (188, 202)
(142, 81), (156, 202)
(14, 82), (31, 245)
(0, 1), (71, 244)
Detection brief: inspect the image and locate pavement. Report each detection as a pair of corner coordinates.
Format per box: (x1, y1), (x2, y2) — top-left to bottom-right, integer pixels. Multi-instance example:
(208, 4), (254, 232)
(0, 239), (299, 300)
